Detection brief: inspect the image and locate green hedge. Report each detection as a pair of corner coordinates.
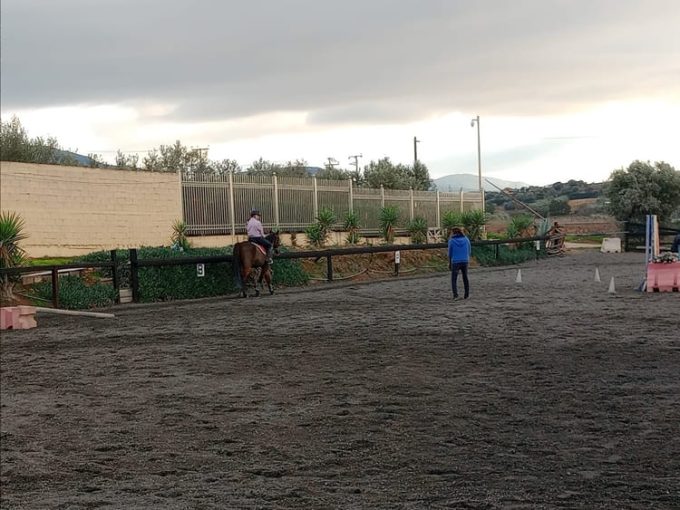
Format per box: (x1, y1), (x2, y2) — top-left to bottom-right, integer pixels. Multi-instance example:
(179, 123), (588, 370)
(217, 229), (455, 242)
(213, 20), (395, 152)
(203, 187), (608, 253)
(32, 276), (117, 310)
(473, 244), (544, 266)
(76, 246), (308, 304)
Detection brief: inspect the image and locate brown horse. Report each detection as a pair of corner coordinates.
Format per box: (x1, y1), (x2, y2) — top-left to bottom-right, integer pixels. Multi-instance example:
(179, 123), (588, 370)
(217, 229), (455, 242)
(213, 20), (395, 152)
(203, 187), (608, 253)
(232, 232), (281, 297)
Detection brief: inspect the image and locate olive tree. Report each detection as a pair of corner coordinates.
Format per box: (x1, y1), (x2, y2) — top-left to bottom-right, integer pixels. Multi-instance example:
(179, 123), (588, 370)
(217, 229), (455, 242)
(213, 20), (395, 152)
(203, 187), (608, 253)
(605, 160), (680, 223)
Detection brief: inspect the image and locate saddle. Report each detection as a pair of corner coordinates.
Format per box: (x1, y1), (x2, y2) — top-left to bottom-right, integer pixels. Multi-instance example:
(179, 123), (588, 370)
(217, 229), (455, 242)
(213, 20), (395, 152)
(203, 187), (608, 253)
(250, 242), (267, 257)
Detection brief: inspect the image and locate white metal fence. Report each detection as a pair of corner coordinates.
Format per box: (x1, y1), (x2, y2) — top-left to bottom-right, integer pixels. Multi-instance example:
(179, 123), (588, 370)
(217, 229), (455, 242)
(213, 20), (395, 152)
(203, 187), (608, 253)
(181, 172), (483, 235)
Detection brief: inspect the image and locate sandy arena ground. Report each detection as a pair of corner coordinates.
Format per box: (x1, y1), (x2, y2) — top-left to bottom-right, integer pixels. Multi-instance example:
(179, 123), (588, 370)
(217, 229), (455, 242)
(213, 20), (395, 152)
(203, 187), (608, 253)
(1, 251), (679, 509)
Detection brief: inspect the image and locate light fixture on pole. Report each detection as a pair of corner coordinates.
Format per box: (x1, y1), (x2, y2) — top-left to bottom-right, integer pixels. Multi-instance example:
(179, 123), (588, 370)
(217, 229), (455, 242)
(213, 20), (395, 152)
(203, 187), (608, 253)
(470, 115), (485, 214)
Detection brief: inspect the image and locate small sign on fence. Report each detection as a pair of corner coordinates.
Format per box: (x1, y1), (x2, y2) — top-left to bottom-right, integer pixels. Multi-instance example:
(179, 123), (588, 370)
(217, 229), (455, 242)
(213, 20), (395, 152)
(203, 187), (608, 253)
(196, 263), (205, 277)
(394, 251), (401, 264)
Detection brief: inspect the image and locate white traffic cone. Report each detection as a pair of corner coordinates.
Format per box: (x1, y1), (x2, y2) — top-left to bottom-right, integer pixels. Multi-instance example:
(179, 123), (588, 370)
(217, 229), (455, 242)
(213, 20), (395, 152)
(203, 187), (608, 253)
(608, 276), (616, 294)
(595, 267), (601, 282)
(515, 269), (522, 283)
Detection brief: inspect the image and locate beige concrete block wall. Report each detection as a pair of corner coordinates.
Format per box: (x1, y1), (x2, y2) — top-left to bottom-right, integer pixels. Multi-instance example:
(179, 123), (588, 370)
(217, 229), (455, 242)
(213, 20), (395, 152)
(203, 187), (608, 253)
(0, 162), (182, 257)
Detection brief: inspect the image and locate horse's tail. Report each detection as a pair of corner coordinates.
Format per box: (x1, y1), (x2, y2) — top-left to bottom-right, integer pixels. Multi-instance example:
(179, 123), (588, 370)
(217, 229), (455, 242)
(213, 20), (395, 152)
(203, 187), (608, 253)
(232, 243), (243, 289)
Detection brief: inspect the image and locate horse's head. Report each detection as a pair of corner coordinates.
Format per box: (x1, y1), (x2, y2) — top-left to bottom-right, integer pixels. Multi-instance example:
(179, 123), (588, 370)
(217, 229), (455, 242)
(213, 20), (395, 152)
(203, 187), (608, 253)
(267, 231), (281, 254)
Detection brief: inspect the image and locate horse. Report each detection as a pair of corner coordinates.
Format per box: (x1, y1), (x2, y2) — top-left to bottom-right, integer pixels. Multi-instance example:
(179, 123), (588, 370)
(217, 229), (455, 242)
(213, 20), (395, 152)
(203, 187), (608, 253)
(232, 231), (281, 298)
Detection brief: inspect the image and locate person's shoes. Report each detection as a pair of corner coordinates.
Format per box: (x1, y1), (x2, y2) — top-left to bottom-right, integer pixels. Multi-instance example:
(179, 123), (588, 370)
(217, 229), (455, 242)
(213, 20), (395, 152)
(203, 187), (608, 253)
(464, 295), (469, 299)
(453, 295), (459, 300)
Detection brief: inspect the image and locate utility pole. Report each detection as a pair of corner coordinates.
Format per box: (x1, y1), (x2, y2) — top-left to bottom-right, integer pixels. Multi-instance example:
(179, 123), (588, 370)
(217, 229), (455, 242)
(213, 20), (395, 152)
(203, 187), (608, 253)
(348, 154), (362, 174)
(470, 116), (484, 214)
(413, 136), (420, 167)
(327, 157), (339, 169)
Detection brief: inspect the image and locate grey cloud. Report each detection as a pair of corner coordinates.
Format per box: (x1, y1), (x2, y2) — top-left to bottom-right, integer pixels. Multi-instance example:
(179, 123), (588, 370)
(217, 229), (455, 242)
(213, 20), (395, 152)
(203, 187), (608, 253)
(2, 0), (679, 124)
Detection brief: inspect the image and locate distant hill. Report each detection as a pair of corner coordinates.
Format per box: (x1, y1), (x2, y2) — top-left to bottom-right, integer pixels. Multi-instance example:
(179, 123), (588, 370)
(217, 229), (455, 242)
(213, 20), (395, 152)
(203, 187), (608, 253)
(54, 149), (98, 166)
(433, 173), (528, 192)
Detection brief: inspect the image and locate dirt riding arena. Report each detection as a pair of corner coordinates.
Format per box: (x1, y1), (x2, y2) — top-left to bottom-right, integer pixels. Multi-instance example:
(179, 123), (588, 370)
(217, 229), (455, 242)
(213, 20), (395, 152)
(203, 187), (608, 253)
(1, 251), (679, 509)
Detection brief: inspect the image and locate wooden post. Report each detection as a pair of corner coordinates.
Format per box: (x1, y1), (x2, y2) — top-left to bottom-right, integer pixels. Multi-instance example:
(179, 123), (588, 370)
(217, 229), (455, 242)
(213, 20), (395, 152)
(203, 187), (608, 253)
(348, 178), (354, 213)
(130, 248), (140, 303)
(313, 176), (319, 220)
(273, 173), (280, 229)
(380, 185), (385, 208)
(436, 190), (441, 229)
(110, 250), (120, 304)
(228, 171), (236, 236)
(326, 255), (333, 282)
(51, 267), (59, 308)
(409, 187), (414, 221)
(459, 189), (465, 213)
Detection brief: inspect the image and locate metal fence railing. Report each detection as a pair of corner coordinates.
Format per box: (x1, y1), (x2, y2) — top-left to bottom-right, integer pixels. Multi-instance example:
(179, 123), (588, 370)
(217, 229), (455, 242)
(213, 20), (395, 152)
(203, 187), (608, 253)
(181, 172), (484, 236)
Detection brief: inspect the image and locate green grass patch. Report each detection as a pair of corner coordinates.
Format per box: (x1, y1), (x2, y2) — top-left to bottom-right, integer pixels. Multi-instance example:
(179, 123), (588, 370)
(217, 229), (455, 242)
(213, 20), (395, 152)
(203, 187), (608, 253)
(27, 257), (75, 266)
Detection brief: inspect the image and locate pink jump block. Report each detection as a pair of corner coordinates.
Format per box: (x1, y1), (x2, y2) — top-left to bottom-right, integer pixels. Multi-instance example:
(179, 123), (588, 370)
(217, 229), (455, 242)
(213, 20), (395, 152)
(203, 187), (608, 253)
(0, 306), (38, 330)
(646, 262), (680, 293)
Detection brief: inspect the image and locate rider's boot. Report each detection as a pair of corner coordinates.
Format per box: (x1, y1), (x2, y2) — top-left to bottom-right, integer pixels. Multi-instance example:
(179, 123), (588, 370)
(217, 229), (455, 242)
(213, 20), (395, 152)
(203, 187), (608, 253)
(267, 247), (274, 265)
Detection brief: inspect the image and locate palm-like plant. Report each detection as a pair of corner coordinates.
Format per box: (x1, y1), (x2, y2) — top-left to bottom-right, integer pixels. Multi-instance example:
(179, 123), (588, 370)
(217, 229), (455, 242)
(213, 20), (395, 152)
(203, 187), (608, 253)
(506, 214), (534, 239)
(344, 211), (361, 245)
(462, 209), (487, 241)
(171, 219), (191, 251)
(0, 211), (28, 302)
(441, 210), (463, 239)
(316, 207), (336, 234)
(407, 217), (428, 244)
(379, 206), (399, 243)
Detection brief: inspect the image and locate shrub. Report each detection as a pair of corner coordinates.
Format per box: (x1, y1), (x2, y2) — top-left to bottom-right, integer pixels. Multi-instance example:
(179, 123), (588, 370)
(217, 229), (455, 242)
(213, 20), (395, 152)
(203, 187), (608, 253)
(0, 211), (28, 303)
(461, 210), (486, 241)
(305, 223), (326, 248)
(506, 214), (534, 239)
(76, 246), (308, 303)
(171, 219), (191, 251)
(316, 207), (336, 233)
(441, 210), (463, 239)
(32, 276), (117, 310)
(379, 206), (399, 243)
(344, 211), (362, 245)
(473, 244), (542, 266)
(407, 217), (428, 244)
(305, 207), (336, 247)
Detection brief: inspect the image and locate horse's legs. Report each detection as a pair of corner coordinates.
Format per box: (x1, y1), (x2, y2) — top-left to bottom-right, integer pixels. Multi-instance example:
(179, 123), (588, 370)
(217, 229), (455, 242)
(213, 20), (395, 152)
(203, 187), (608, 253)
(241, 267), (251, 297)
(264, 266), (274, 295)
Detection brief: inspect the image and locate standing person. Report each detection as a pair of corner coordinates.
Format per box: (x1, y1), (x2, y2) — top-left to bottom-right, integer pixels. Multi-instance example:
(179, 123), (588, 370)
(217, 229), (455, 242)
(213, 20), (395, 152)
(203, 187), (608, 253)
(246, 209), (273, 263)
(448, 227), (471, 299)
(672, 232), (680, 255)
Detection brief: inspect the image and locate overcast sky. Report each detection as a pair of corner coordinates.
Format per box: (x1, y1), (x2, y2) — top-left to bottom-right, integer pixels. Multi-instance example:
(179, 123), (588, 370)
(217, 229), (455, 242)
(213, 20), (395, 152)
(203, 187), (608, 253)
(2, 0), (679, 184)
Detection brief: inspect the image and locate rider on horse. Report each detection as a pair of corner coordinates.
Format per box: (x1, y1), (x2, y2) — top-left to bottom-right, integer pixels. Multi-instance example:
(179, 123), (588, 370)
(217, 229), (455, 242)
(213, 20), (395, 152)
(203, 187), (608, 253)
(246, 208), (273, 264)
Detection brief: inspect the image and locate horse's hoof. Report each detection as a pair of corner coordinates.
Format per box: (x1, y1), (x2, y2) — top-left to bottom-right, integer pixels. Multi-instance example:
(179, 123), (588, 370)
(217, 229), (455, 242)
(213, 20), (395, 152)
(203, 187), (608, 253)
(269, 289), (275, 295)
(255, 290), (260, 297)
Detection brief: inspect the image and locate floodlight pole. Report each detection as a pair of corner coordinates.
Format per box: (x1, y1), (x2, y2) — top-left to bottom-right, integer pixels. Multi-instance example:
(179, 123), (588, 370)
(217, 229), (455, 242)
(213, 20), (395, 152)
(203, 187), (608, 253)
(471, 116), (485, 214)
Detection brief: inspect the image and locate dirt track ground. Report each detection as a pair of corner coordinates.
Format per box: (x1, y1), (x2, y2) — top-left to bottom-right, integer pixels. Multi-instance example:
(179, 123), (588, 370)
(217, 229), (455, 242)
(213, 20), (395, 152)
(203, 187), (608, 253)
(1, 251), (679, 509)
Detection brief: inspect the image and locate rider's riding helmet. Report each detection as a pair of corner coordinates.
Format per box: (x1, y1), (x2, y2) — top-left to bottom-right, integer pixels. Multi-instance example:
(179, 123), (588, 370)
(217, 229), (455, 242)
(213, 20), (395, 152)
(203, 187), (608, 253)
(250, 208), (260, 217)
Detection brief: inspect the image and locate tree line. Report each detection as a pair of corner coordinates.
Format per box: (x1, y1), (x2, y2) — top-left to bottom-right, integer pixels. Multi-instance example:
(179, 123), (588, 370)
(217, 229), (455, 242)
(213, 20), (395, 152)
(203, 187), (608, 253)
(0, 116), (433, 191)
(2, 116), (679, 222)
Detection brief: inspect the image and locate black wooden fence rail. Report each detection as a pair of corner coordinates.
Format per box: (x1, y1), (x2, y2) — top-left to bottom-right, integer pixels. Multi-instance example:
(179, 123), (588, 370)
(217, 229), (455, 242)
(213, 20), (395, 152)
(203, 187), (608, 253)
(0, 250), (119, 308)
(127, 235), (549, 303)
(2, 237), (548, 308)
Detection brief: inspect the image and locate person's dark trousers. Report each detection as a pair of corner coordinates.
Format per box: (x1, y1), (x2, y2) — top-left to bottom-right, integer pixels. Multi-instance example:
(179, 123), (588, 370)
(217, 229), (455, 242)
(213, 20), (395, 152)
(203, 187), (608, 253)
(451, 262), (469, 298)
(248, 236), (273, 261)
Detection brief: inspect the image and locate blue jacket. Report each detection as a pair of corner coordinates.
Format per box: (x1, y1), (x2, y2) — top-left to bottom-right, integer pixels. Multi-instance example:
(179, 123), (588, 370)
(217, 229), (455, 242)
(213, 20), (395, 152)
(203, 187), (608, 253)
(448, 233), (471, 263)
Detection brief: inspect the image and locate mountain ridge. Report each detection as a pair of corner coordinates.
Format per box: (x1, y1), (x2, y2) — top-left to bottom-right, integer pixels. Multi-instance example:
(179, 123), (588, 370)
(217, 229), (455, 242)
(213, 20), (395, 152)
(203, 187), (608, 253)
(433, 173), (528, 192)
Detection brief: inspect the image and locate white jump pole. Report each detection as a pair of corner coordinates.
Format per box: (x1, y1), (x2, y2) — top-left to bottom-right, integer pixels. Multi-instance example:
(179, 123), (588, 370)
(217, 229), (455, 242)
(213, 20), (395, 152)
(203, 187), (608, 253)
(35, 307), (115, 319)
